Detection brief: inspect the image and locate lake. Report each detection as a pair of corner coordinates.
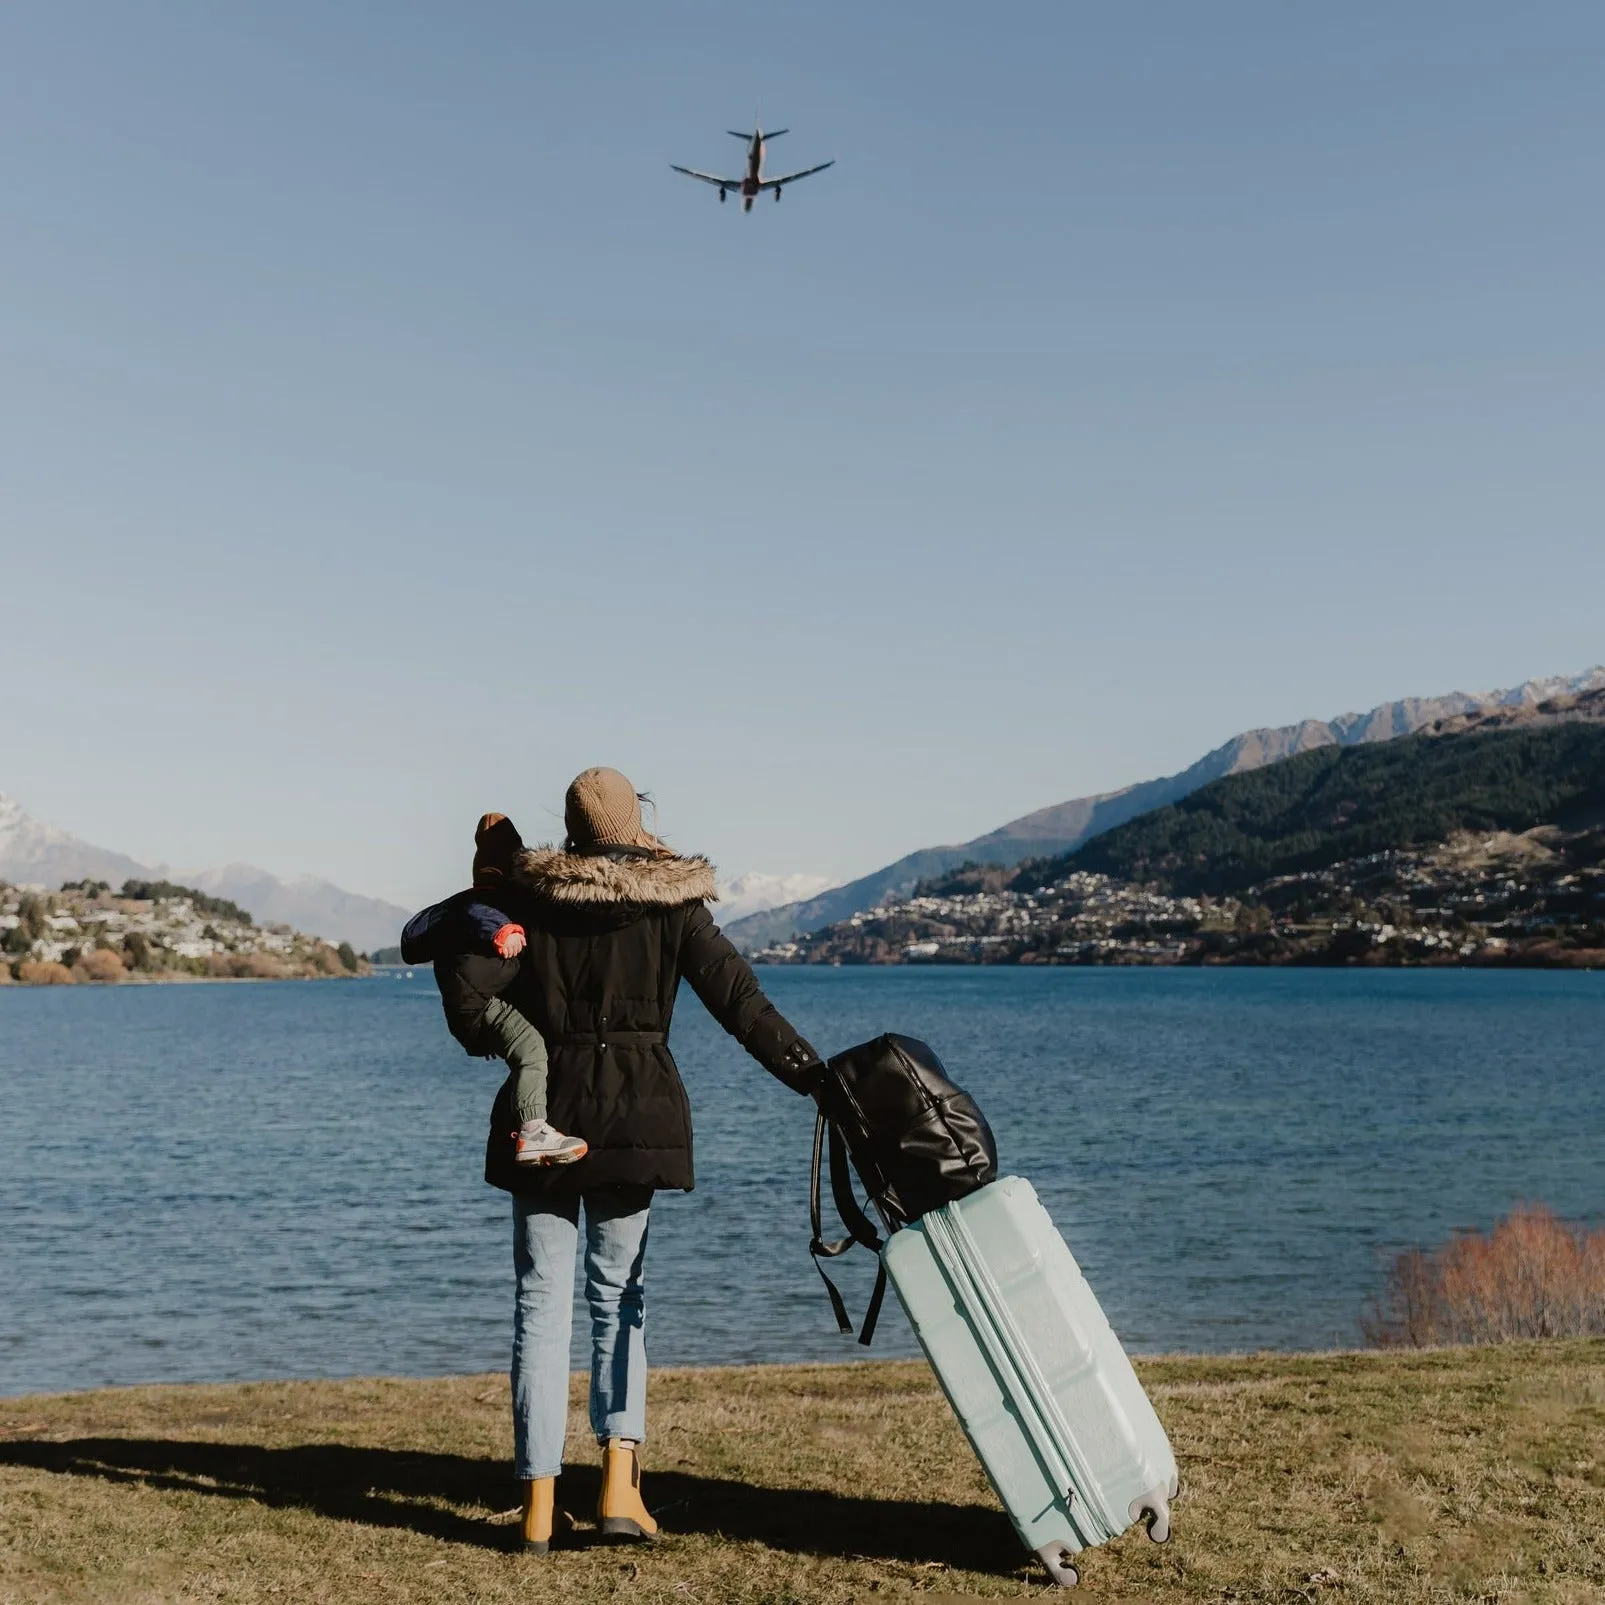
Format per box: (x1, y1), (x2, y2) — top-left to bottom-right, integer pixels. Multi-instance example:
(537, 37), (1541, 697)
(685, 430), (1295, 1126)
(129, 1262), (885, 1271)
(1, 966), (1601, 1396)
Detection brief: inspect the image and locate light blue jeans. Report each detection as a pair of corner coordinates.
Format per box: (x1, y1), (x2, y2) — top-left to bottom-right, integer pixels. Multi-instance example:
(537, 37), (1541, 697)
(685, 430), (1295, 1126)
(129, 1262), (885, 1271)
(511, 1185), (652, 1481)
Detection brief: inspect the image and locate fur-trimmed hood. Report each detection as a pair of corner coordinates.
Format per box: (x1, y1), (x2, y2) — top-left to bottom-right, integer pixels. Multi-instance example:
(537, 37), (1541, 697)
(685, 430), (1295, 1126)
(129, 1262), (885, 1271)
(512, 846), (718, 907)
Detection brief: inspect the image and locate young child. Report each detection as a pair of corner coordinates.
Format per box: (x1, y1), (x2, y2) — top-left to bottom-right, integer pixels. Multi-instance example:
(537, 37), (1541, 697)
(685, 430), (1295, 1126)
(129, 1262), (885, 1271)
(401, 813), (587, 1166)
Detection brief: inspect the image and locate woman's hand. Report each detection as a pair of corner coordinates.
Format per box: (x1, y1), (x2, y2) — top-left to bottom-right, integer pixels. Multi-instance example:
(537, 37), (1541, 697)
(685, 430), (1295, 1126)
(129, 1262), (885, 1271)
(493, 923), (527, 959)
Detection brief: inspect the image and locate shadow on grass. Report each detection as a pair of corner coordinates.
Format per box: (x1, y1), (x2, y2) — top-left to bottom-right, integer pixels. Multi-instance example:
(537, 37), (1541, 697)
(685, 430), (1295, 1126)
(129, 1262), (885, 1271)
(0, 1438), (1020, 1572)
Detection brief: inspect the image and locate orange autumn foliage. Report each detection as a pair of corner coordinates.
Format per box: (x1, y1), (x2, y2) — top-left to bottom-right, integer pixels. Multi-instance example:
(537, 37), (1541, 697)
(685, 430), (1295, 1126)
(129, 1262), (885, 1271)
(77, 948), (126, 983)
(15, 960), (76, 985)
(1365, 1203), (1605, 1347)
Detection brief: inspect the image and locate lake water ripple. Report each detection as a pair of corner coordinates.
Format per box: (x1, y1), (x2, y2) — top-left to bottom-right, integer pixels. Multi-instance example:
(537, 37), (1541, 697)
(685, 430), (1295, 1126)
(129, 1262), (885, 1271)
(1, 967), (1601, 1394)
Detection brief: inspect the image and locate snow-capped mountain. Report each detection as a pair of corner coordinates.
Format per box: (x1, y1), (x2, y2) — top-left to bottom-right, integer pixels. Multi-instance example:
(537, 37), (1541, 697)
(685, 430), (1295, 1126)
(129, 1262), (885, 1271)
(0, 795), (410, 953)
(0, 794), (149, 890)
(714, 871), (841, 924)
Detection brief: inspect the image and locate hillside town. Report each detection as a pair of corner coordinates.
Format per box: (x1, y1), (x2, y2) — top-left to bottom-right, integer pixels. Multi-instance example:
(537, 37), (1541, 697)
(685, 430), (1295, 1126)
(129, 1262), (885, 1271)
(0, 879), (369, 984)
(753, 827), (1605, 968)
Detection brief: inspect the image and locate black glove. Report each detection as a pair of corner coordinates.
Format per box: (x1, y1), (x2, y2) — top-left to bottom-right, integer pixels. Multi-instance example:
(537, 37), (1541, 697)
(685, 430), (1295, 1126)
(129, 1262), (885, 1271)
(782, 1035), (827, 1096)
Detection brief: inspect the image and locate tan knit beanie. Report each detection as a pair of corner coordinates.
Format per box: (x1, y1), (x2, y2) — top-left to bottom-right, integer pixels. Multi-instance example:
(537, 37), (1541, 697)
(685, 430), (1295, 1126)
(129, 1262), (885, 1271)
(564, 768), (665, 854)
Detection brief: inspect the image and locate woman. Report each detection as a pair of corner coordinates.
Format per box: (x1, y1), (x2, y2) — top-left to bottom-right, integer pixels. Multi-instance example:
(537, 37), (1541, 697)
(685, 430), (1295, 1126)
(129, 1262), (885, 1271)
(442, 767), (823, 1554)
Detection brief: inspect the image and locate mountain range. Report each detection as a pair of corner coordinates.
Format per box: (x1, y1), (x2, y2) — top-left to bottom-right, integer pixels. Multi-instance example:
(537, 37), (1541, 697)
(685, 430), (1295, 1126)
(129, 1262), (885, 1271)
(1049, 688), (1605, 898)
(0, 795), (411, 954)
(722, 667), (1605, 951)
(10, 666), (1601, 955)
(773, 688), (1605, 970)
(0, 791), (834, 951)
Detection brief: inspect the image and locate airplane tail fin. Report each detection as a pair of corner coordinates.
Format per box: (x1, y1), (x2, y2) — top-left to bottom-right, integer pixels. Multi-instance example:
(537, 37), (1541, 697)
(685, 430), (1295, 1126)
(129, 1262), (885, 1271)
(727, 127), (786, 141)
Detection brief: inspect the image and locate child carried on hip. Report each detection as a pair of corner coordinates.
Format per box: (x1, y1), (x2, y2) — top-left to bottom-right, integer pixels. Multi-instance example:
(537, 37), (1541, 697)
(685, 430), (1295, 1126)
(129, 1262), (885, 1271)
(401, 813), (586, 1167)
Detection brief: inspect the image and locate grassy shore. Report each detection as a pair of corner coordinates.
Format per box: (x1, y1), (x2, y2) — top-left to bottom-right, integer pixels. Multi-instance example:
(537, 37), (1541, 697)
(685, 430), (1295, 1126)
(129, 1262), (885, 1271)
(2, 1344), (1602, 1604)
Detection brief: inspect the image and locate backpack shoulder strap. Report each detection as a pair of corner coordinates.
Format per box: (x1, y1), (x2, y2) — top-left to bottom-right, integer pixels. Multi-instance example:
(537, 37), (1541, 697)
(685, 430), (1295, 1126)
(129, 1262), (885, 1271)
(808, 1109), (889, 1346)
(808, 1109), (854, 1335)
(859, 1259), (888, 1348)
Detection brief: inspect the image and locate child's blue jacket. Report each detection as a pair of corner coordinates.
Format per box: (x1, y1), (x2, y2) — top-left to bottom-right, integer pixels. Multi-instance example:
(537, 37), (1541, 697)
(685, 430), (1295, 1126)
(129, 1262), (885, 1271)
(400, 889), (517, 964)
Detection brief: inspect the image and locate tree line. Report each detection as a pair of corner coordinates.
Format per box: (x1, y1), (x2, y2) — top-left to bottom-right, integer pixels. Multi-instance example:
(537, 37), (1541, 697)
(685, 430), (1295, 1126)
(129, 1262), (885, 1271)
(1015, 723), (1605, 898)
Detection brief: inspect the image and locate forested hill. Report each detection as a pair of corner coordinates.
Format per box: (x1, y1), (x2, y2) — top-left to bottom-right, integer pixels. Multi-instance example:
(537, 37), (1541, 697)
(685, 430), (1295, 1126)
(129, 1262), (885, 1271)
(1020, 721), (1605, 899)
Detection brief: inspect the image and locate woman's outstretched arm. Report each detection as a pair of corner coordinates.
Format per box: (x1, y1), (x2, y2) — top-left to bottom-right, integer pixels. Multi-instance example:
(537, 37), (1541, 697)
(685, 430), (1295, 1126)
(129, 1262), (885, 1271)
(680, 902), (823, 1091)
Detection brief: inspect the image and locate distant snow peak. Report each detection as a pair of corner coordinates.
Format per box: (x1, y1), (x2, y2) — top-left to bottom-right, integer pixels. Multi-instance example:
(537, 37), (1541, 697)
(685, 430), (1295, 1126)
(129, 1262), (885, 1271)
(1224, 666), (1605, 769)
(1495, 666), (1605, 707)
(715, 871), (840, 923)
(0, 793), (74, 855)
(0, 792), (149, 889)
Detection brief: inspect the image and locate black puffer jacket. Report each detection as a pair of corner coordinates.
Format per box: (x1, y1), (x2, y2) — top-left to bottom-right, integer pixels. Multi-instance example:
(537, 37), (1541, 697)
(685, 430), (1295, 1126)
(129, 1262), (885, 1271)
(440, 846), (821, 1196)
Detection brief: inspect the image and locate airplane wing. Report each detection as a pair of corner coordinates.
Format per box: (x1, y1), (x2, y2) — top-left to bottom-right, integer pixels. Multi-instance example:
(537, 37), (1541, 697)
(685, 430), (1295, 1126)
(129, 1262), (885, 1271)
(759, 160), (835, 190)
(671, 165), (742, 188)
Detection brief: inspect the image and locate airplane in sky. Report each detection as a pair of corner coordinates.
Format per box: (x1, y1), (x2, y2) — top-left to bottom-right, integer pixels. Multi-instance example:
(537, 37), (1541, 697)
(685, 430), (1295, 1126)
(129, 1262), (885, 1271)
(671, 125), (834, 212)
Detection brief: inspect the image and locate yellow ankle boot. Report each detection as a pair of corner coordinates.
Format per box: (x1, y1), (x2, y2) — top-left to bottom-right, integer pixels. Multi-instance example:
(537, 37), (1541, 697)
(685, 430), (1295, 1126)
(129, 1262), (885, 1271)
(519, 1476), (555, 1554)
(597, 1438), (658, 1541)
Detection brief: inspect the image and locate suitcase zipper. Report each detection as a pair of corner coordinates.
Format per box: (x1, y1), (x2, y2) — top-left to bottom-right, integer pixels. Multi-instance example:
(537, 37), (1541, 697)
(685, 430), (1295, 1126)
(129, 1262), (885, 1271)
(923, 1204), (1120, 1545)
(917, 1209), (1082, 1539)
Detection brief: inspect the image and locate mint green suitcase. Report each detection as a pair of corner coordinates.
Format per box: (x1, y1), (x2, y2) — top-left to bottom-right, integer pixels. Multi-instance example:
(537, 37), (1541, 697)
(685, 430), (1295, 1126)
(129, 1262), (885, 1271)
(883, 1176), (1178, 1587)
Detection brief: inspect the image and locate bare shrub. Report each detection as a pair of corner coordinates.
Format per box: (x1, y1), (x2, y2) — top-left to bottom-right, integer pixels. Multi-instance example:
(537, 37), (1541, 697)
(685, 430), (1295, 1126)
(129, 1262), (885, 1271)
(235, 952), (290, 980)
(310, 944), (345, 976)
(78, 949), (126, 983)
(1365, 1204), (1605, 1347)
(17, 960), (77, 986)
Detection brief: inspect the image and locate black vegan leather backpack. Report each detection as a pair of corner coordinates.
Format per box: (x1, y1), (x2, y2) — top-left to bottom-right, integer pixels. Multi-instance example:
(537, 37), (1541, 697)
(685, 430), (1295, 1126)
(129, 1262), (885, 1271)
(809, 1033), (998, 1345)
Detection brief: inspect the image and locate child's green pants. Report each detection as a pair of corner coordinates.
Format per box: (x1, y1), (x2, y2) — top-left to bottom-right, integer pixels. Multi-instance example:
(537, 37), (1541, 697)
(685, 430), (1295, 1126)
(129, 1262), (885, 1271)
(480, 996), (550, 1125)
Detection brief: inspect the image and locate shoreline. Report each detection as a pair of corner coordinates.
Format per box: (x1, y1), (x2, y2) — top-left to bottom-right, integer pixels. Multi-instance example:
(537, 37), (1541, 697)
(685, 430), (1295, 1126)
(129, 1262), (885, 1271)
(752, 956), (1604, 972)
(0, 968), (372, 989)
(0, 1347), (1361, 1406)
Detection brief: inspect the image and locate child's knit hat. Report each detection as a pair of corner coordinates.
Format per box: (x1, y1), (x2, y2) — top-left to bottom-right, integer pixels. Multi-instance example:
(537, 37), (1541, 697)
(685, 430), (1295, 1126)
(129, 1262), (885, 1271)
(472, 812), (525, 886)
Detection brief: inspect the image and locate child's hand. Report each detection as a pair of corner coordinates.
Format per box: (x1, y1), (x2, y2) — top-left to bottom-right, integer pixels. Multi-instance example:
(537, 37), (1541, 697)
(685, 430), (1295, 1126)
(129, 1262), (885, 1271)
(493, 923), (526, 959)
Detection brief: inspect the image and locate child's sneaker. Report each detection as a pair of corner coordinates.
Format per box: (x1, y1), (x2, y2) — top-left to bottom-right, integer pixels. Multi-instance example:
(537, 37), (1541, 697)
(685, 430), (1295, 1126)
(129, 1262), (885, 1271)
(514, 1119), (588, 1166)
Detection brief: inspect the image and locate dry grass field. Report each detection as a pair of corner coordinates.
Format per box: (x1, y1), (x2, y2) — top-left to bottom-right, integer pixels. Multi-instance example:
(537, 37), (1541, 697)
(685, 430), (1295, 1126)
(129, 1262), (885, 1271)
(2, 1343), (1602, 1604)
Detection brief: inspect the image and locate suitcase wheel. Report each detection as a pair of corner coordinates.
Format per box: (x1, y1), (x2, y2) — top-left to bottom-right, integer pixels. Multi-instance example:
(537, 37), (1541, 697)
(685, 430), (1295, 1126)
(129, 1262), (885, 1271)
(1034, 1541), (1080, 1588)
(1129, 1487), (1172, 1545)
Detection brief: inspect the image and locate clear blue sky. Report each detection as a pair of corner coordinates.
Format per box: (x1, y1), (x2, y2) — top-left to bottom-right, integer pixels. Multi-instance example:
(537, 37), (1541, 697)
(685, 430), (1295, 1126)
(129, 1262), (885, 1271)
(3, 2), (1602, 906)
